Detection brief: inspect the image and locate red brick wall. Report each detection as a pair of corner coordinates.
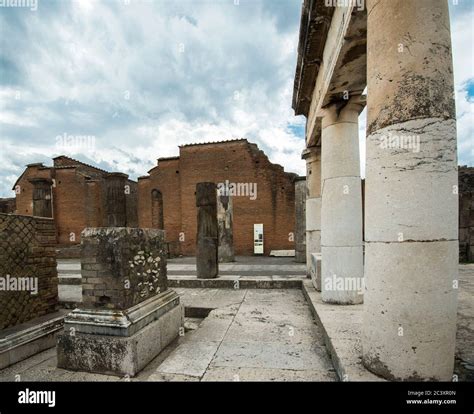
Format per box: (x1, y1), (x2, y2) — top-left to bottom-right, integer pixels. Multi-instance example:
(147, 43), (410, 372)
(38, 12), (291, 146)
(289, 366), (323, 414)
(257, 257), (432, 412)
(139, 141), (297, 256)
(138, 158), (182, 255)
(54, 168), (90, 245)
(15, 165), (52, 216)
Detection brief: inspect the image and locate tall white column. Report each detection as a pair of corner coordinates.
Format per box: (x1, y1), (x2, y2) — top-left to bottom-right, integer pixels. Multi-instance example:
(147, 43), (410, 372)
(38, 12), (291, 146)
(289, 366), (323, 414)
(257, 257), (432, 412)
(302, 146), (321, 289)
(321, 98), (364, 304)
(362, 0), (458, 380)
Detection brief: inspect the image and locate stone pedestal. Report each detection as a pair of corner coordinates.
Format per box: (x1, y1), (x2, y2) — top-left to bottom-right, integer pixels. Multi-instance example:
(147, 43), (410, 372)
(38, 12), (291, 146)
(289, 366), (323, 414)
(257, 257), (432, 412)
(217, 192), (234, 263)
(362, 0), (458, 380)
(320, 98), (364, 305)
(302, 147), (321, 280)
(294, 177), (307, 263)
(57, 227), (183, 377)
(196, 182), (218, 278)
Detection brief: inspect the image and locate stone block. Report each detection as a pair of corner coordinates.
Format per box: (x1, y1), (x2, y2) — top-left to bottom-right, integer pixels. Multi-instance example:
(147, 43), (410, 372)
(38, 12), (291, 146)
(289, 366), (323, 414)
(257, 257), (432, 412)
(321, 245), (363, 305)
(310, 253), (321, 292)
(80, 227), (167, 310)
(306, 197), (321, 231)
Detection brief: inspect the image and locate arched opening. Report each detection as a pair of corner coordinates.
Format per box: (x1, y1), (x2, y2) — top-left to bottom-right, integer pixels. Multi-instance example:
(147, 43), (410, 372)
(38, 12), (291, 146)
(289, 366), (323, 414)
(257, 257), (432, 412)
(151, 189), (164, 230)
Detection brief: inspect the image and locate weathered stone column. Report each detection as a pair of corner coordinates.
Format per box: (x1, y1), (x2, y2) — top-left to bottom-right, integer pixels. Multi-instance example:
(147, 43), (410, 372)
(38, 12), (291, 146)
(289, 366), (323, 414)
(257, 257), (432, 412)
(57, 228), (183, 377)
(217, 191), (234, 263)
(28, 178), (53, 218)
(321, 97), (364, 304)
(104, 173), (128, 227)
(302, 146), (321, 288)
(362, 0), (458, 380)
(196, 182), (218, 278)
(294, 177), (307, 263)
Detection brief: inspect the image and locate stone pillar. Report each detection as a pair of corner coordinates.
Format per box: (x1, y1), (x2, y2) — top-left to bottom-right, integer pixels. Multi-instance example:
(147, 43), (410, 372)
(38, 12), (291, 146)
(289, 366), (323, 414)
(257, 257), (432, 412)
(302, 146), (321, 288)
(196, 182), (218, 278)
(217, 192), (234, 263)
(28, 178), (53, 218)
(57, 228), (183, 377)
(362, 0), (458, 380)
(320, 97), (364, 305)
(294, 177), (307, 263)
(104, 173), (128, 227)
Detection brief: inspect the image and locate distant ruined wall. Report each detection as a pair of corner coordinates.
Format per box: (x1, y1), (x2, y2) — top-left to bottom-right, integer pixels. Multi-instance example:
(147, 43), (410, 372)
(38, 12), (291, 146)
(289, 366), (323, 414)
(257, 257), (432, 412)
(0, 214), (58, 330)
(139, 141), (297, 256)
(0, 198), (16, 214)
(459, 166), (474, 262)
(13, 157), (138, 246)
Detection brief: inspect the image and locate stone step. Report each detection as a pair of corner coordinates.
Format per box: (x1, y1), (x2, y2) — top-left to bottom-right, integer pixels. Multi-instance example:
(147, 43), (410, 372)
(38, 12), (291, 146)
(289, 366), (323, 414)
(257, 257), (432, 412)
(168, 276), (303, 289)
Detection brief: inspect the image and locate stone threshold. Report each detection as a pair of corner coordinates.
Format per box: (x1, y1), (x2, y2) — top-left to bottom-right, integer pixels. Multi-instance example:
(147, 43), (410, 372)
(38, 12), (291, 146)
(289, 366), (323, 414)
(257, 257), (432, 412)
(0, 310), (69, 370)
(168, 276), (303, 289)
(301, 280), (385, 382)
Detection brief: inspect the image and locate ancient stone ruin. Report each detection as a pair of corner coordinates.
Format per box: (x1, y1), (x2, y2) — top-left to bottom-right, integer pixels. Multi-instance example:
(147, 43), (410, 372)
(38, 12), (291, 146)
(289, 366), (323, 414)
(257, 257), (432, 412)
(0, 0), (472, 389)
(57, 227), (182, 376)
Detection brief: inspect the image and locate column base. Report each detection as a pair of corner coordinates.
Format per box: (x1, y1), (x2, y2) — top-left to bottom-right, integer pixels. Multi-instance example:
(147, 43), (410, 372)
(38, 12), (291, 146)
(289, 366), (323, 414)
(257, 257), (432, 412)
(57, 290), (183, 377)
(362, 240), (458, 380)
(321, 245), (364, 305)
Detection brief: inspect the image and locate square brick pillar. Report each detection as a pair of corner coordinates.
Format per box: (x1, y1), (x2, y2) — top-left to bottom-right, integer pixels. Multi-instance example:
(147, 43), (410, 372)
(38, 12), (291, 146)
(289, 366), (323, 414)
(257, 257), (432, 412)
(57, 227), (183, 377)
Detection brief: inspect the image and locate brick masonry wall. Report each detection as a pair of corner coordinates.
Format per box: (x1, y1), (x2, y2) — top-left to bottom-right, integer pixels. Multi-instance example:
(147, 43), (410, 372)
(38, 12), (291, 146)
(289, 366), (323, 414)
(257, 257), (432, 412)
(15, 165), (52, 216)
(13, 157), (138, 246)
(54, 168), (90, 245)
(459, 166), (474, 262)
(138, 158), (182, 256)
(138, 140), (297, 256)
(0, 214), (58, 330)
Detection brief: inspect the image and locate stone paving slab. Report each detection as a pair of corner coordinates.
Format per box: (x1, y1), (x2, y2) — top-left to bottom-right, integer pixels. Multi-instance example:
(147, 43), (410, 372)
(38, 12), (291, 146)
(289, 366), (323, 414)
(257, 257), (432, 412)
(150, 288), (337, 381)
(201, 366), (336, 381)
(211, 341), (332, 371)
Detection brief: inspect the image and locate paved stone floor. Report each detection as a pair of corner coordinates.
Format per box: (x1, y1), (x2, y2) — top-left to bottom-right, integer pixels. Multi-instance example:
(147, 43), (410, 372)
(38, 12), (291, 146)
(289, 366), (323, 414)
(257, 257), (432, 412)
(2, 258), (471, 382)
(0, 288), (336, 382)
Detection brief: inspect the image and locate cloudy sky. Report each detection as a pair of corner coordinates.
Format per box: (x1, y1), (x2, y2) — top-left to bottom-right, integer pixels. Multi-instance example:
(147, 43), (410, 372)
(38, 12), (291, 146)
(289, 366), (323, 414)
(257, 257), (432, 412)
(0, 0), (472, 197)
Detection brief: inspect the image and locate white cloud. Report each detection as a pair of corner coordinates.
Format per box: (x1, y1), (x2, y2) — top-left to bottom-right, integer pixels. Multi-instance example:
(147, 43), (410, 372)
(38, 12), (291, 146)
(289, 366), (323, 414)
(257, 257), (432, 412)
(0, 0), (471, 198)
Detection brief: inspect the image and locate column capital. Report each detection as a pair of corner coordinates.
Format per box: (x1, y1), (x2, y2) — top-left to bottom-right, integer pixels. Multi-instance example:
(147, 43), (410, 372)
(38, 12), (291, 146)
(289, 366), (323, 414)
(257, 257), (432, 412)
(321, 95), (366, 129)
(301, 145), (321, 162)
